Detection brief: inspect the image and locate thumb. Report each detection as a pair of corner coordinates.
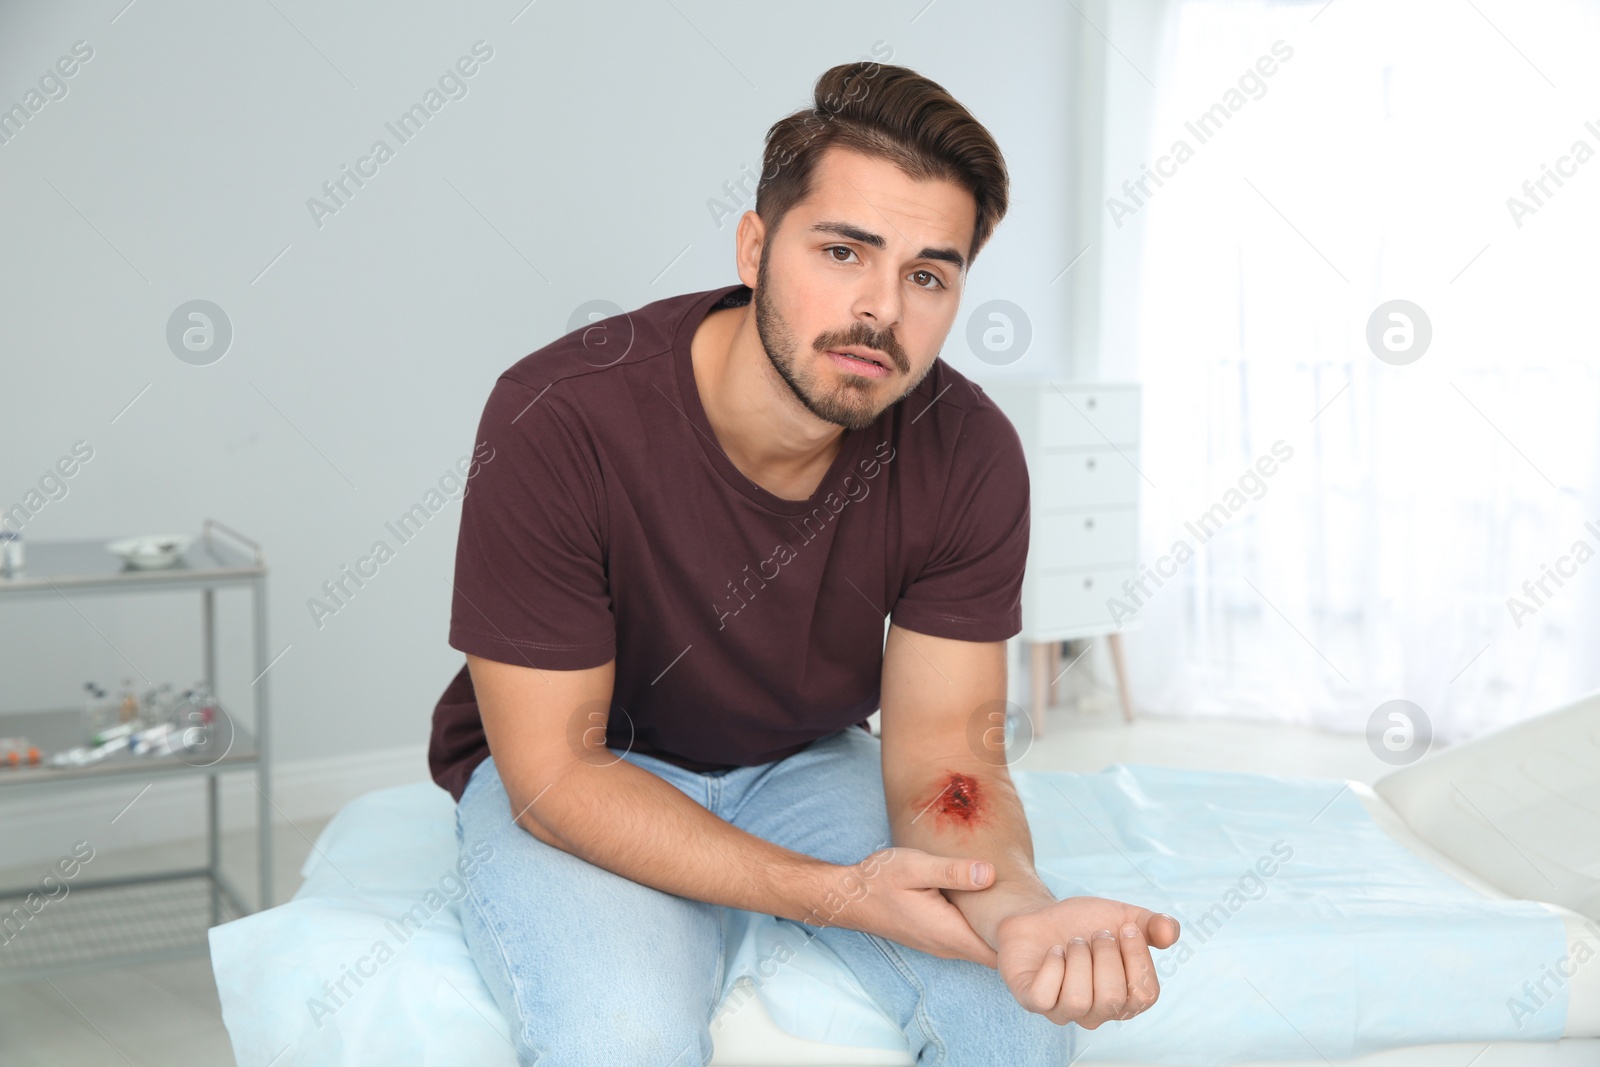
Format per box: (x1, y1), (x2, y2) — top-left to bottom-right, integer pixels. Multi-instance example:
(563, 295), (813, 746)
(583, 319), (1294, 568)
(1141, 909), (1181, 949)
(923, 855), (995, 891)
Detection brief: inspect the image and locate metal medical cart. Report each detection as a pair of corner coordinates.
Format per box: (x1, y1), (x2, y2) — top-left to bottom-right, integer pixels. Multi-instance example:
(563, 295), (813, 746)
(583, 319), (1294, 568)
(0, 519), (273, 981)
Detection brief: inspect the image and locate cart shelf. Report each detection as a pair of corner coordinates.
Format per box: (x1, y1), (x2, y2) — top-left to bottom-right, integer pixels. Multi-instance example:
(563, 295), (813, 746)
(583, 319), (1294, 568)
(0, 519), (274, 983)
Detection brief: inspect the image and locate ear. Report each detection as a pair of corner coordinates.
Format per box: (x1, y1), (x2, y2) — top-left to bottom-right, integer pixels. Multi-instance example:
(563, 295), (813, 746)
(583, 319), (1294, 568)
(735, 210), (766, 290)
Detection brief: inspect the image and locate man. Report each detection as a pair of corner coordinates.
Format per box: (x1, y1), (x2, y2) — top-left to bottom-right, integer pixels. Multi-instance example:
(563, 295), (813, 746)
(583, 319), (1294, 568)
(428, 61), (1179, 1066)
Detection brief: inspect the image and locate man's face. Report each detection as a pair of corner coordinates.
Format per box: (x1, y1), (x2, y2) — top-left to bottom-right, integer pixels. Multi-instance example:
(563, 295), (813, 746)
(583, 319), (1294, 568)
(748, 146), (975, 431)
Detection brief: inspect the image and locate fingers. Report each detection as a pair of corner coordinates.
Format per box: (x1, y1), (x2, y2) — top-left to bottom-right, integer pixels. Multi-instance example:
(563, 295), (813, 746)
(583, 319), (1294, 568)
(1094, 927), (1132, 1017)
(1067, 926), (1160, 1028)
(1007, 939), (1068, 1015)
(1008, 934), (1112, 1028)
(1058, 938), (1092, 1019)
(1117, 922), (1160, 1017)
(899, 883), (999, 968)
(996, 900), (1175, 1026)
(1008, 930), (1162, 1029)
(1049, 927), (1126, 1030)
(932, 893), (1000, 968)
(910, 894), (999, 968)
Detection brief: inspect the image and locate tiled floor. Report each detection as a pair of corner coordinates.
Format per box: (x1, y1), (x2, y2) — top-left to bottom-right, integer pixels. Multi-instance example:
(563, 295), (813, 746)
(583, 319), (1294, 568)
(0, 694), (1380, 1066)
(0, 815), (330, 1066)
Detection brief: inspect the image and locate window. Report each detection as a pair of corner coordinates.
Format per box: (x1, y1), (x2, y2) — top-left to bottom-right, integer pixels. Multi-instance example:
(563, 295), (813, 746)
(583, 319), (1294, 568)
(1123, 0), (1600, 740)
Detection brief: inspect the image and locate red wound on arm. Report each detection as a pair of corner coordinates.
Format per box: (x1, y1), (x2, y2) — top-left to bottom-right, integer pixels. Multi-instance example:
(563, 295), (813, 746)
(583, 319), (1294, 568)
(922, 771), (985, 828)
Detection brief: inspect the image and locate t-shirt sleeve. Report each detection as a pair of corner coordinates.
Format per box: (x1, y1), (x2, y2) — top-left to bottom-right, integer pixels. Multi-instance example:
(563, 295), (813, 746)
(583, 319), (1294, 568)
(890, 399), (1031, 643)
(447, 376), (616, 669)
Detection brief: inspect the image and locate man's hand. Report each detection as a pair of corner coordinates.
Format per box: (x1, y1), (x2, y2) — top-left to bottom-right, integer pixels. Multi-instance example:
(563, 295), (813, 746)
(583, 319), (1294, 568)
(994, 896), (1180, 1028)
(808, 846), (1002, 968)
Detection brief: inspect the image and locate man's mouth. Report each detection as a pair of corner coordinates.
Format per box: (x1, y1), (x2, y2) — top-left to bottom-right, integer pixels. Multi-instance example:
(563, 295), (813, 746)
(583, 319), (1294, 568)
(825, 349), (892, 378)
(825, 348), (889, 377)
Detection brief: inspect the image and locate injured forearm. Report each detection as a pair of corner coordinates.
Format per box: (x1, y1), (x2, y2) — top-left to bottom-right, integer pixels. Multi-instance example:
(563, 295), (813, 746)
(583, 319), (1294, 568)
(890, 763), (1057, 948)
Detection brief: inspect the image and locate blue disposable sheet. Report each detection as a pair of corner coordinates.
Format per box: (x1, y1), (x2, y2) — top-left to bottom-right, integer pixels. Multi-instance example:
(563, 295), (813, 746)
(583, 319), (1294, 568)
(210, 764), (1569, 1066)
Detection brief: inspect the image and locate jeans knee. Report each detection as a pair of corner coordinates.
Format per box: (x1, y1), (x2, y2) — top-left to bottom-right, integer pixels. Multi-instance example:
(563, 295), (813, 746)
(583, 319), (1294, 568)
(906, 954), (1072, 1066)
(512, 1014), (712, 1067)
(461, 889), (716, 1067)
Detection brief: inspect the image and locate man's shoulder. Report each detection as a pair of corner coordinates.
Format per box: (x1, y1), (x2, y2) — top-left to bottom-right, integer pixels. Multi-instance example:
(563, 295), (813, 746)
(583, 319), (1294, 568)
(897, 357), (1023, 456)
(494, 283), (743, 394)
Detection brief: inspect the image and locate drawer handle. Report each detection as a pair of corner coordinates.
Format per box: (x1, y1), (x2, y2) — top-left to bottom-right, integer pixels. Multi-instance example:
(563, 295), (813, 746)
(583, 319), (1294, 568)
(1086, 396), (1097, 410)
(1083, 577), (1093, 590)
(1084, 517), (1094, 529)
(1085, 456), (1096, 470)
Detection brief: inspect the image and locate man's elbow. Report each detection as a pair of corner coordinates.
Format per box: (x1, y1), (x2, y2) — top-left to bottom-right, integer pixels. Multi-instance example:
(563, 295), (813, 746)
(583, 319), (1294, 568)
(497, 751), (580, 849)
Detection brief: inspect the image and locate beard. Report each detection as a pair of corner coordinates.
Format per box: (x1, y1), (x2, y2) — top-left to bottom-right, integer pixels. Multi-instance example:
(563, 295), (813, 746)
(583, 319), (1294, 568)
(752, 250), (933, 431)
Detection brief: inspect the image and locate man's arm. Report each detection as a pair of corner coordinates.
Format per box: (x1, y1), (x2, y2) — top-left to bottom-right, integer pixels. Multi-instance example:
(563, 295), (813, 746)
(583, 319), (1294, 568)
(471, 652), (840, 924)
(878, 624), (1181, 1028)
(877, 624), (1055, 947)
(473, 651), (1002, 963)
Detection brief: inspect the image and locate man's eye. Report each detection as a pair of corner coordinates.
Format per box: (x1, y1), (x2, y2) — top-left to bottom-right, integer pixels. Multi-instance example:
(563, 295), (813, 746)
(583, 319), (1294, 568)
(825, 247), (945, 291)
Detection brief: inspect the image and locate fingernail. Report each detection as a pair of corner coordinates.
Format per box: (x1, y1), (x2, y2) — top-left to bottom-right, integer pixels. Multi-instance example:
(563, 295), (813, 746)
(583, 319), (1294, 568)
(1120, 922), (1139, 939)
(1050, 944), (1065, 957)
(1068, 936), (1087, 946)
(970, 861), (992, 884)
(1091, 928), (1114, 941)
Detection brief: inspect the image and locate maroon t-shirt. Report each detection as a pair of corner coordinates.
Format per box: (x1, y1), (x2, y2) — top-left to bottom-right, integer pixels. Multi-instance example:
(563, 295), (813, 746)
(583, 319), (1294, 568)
(428, 282), (1030, 802)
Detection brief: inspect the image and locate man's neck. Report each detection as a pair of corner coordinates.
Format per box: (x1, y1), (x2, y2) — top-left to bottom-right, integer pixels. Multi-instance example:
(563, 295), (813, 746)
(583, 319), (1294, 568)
(691, 302), (845, 502)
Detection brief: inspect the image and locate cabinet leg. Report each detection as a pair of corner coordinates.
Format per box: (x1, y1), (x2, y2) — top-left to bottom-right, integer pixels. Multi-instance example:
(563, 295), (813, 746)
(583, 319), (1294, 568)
(1046, 641), (1061, 707)
(1107, 632), (1135, 722)
(204, 587), (222, 925)
(1029, 641), (1049, 739)
(253, 575), (273, 911)
(208, 773), (221, 926)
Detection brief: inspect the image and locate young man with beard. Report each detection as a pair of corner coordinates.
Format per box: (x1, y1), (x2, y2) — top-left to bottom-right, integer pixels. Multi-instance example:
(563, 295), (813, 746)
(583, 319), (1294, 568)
(428, 60), (1179, 1066)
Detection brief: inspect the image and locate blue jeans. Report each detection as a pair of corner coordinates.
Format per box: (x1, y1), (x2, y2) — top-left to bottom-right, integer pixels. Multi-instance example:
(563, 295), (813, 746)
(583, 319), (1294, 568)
(454, 724), (1076, 1066)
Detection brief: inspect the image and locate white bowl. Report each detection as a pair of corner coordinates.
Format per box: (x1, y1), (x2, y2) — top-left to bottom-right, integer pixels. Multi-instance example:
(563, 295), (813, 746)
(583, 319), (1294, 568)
(105, 534), (195, 569)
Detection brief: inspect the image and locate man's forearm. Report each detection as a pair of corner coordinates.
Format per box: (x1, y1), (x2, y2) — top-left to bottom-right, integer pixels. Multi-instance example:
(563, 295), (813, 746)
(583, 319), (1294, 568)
(504, 754), (841, 926)
(889, 764), (1056, 948)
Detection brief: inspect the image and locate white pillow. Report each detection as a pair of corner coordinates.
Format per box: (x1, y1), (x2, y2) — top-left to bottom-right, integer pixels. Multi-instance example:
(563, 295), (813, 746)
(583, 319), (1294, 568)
(1374, 687), (1600, 921)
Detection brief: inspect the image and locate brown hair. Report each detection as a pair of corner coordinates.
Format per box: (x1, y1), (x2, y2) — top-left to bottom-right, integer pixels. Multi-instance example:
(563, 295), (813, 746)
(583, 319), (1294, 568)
(755, 62), (1009, 271)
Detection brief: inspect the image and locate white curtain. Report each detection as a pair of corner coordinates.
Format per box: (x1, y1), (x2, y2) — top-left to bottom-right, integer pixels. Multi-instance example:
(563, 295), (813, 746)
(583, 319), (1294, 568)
(1121, 0), (1600, 744)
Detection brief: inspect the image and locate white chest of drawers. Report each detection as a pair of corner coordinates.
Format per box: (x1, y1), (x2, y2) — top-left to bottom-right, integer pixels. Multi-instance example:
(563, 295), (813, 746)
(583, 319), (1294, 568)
(981, 381), (1142, 732)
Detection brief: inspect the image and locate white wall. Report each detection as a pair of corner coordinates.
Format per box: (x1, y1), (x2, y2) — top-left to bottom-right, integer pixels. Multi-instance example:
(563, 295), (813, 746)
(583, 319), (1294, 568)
(0, 0), (1086, 855)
